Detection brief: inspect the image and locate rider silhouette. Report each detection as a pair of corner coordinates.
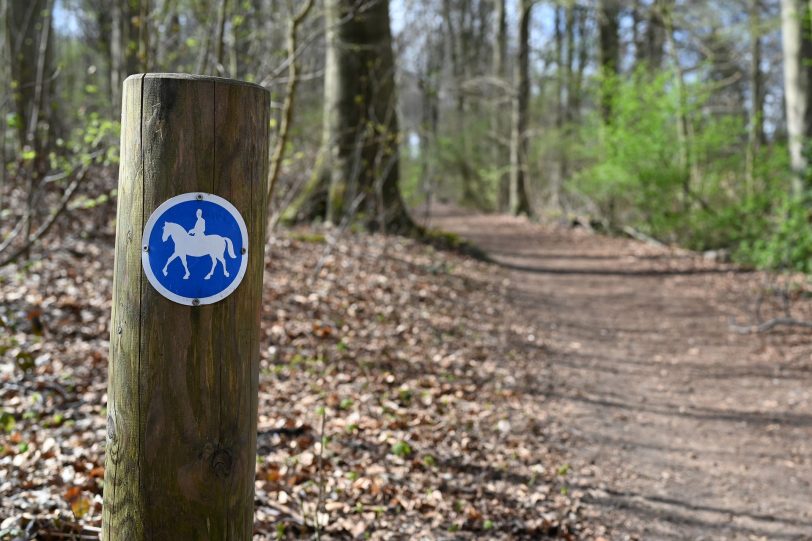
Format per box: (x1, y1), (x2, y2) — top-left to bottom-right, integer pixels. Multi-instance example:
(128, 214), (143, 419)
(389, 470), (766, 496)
(188, 209), (206, 237)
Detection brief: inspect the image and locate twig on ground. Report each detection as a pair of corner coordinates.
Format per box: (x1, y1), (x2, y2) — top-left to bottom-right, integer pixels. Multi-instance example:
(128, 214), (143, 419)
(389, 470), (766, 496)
(0, 150), (101, 267)
(729, 316), (812, 334)
(621, 225), (666, 248)
(314, 403), (328, 540)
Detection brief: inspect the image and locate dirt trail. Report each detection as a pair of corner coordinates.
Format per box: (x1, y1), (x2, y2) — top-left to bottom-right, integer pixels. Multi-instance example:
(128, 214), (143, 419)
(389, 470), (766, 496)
(430, 208), (812, 541)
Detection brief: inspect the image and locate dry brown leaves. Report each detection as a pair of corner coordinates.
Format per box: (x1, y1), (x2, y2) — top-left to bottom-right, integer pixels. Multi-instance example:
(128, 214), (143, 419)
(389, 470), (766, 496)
(0, 225), (585, 539)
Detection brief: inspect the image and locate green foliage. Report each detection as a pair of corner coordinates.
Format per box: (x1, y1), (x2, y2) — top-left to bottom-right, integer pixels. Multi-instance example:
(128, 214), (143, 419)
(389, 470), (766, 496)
(401, 116), (498, 211)
(390, 440), (412, 458)
(0, 410), (16, 433)
(740, 193), (812, 273)
(573, 67), (794, 266)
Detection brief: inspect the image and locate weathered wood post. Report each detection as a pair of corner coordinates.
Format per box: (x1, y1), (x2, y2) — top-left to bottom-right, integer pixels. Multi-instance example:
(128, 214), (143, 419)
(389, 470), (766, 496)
(103, 74), (270, 540)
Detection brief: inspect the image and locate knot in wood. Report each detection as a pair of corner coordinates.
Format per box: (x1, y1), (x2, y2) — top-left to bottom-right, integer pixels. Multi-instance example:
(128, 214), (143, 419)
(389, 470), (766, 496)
(106, 412), (116, 442)
(210, 448), (233, 479)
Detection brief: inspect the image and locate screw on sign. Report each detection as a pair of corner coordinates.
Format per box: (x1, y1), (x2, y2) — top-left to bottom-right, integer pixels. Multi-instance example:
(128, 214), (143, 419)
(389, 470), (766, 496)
(141, 192), (249, 305)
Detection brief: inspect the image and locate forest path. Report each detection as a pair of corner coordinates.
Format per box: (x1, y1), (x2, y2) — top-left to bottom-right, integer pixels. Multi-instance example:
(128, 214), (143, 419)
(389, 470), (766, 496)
(430, 207), (812, 540)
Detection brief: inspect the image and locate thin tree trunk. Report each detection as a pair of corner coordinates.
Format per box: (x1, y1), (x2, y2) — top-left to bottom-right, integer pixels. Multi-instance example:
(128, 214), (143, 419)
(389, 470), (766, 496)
(599, 0), (620, 122)
(553, 5), (564, 210)
(493, 0), (509, 211)
(442, 0), (479, 208)
(139, 0), (150, 71)
(321, 0), (415, 232)
(640, 0), (667, 71)
(509, 0), (532, 217)
(565, 3), (575, 125)
(571, 7), (588, 117)
(267, 0), (315, 211)
(110, 0), (124, 111)
(664, 4), (699, 208)
(746, 0), (765, 193)
(781, 0), (812, 195)
(214, 0), (229, 75)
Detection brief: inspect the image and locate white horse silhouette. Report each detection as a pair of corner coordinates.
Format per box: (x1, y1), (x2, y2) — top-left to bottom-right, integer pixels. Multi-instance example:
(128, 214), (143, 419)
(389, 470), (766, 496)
(161, 222), (236, 280)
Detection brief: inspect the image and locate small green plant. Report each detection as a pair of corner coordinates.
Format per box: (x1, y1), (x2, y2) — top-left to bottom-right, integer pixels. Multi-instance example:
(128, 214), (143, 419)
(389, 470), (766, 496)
(0, 411), (15, 433)
(390, 440), (412, 458)
(339, 398), (353, 410)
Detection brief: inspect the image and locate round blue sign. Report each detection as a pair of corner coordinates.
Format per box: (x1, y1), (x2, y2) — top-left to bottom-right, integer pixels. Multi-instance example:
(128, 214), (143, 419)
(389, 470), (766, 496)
(141, 193), (249, 305)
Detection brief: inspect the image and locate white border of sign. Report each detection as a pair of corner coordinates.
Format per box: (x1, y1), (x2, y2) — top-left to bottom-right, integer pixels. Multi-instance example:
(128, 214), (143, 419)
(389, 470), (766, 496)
(141, 192), (249, 306)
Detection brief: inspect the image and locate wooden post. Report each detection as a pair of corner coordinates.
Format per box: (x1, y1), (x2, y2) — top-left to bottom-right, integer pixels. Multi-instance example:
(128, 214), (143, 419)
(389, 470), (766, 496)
(103, 74), (270, 540)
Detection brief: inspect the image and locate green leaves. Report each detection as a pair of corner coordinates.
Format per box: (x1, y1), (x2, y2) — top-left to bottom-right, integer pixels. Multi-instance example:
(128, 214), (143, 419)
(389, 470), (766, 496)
(0, 411), (16, 434)
(390, 440), (412, 458)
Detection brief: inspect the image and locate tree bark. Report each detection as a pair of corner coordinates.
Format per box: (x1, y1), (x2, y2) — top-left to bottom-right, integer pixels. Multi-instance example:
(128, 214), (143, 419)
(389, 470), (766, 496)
(599, 0), (620, 122)
(319, 0), (414, 233)
(639, 0), (668, 71)
(442, 0), (482, 208)
(664, 4), (699, 206)
(493, 0), (509, 210)
(746, 0), (765, 191)
(214, 0), (229, 75)
(110, 0), (124, 110)
(7, 0), (53, 160)
(509, 0), (532, 217)
(553, 4), (565, 210)
(267, 0), (315, 211)
(781, 0), (812, 194)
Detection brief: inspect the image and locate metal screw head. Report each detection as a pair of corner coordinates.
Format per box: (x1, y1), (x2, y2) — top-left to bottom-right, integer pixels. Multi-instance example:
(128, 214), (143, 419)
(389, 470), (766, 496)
(192, 298), (200, 306)
(196, 194), (203, 200)
(241, 247), (247, 255)
(143, 245), (149, 252)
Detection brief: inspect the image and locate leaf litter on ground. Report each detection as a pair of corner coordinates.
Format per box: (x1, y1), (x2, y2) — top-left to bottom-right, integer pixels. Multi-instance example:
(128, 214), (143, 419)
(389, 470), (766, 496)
(0, 221), (586, 539)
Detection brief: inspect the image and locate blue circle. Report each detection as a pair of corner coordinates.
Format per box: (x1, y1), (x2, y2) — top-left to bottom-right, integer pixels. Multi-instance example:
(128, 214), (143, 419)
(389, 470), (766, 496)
(146, 200), (245, 300)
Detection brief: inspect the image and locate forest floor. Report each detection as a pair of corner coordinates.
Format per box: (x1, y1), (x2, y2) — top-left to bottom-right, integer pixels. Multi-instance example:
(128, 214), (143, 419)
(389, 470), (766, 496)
(2, 198), (812, 540)
(430, 205), (812, 541)
(1, 201), (584, 540)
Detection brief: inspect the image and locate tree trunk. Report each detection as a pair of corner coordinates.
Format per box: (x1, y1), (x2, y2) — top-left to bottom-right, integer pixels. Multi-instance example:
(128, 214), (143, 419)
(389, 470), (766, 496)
(319, 0), (414, 233)
(493, 0), (509, 211)
(664, 4), (699, 207)
(571, 6), (589, 117)
(509, 0), (532, 217)
(214, 0), (229, 75)
(553, 4), (565, 210)
(565, 3), (575, 125)
(7, 0), (53, 160)
(124, 0), (146, 74)
(639, 0), (667, 71)
(442, 0), (481, 209)
(599, 0), (620, 122)
(746, 0), (765, 191)
(781, 0), (812, 195)
(7, 0), (54, 262)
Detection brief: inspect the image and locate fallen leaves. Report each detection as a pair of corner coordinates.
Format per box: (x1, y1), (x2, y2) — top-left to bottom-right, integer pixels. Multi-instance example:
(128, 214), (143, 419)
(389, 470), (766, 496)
(1, 225), (585, 539)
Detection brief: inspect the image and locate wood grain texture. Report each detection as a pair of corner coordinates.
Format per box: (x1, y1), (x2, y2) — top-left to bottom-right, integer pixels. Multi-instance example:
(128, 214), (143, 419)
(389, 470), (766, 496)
(104, 73), (146, 541)
(103, 74), (270, 540)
